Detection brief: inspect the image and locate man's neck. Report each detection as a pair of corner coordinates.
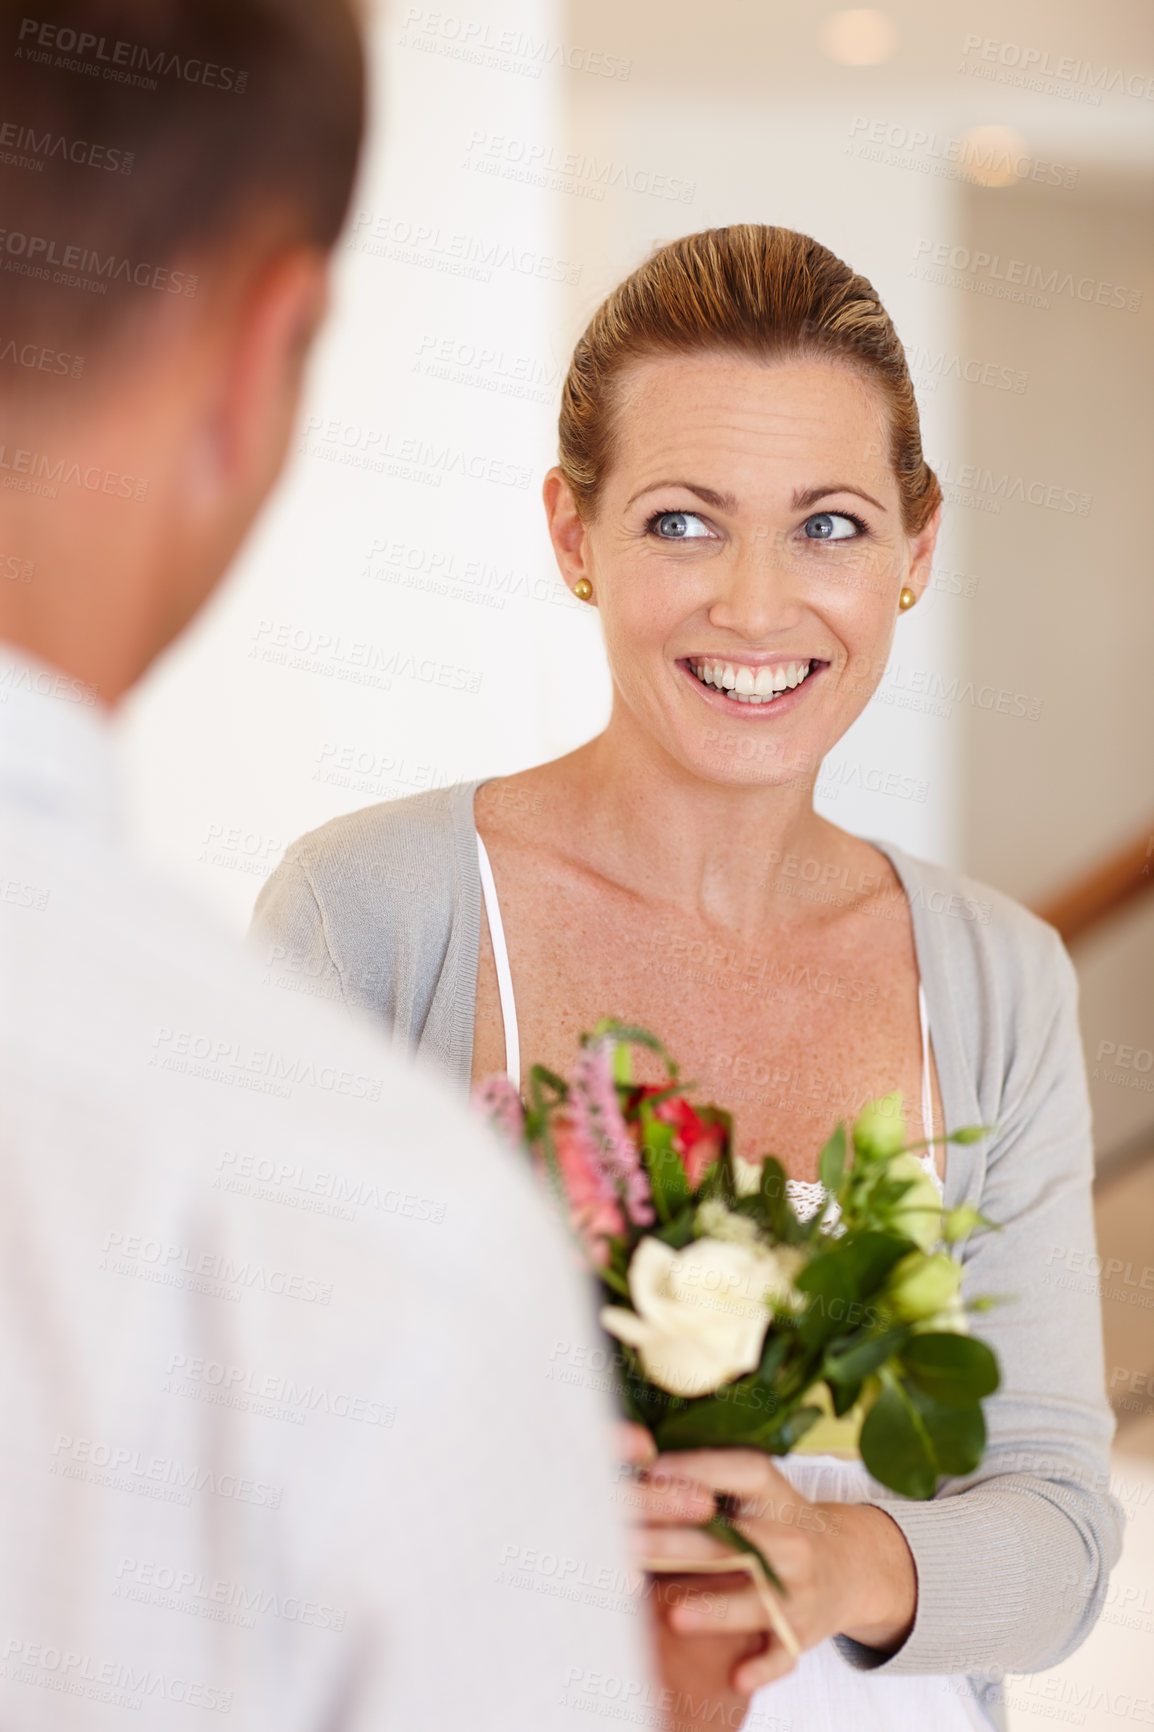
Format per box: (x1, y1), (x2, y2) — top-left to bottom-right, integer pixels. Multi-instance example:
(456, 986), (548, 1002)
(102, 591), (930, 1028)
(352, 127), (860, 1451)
(0, 411), (175, 707)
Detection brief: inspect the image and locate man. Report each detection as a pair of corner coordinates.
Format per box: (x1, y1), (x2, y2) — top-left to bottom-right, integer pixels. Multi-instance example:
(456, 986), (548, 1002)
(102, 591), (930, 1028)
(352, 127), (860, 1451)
(0, 2), (656, 1724)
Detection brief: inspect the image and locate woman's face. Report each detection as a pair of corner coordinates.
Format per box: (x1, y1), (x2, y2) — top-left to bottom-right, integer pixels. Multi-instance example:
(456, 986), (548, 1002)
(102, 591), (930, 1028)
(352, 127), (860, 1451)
(545, 352), (940, 788)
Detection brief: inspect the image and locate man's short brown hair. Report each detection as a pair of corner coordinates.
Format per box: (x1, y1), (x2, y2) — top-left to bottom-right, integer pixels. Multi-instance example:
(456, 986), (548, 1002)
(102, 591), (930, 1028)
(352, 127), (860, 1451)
(0, 0), (365, 364)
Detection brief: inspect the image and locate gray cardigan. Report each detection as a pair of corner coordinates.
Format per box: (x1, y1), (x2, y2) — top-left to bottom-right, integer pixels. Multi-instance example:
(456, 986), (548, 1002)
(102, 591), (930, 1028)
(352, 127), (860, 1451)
(252, 778), (1123, 1721)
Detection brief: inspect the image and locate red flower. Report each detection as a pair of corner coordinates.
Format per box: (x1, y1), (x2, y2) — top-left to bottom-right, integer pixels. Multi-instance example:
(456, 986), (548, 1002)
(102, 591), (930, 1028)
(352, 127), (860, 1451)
(647, 1093), (728, 1190)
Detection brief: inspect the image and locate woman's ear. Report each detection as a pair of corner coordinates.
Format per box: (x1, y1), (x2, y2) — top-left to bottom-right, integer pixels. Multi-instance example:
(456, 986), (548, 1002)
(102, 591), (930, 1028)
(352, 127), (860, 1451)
(905, 502), (942, 604)
(543, 467), (594, 597)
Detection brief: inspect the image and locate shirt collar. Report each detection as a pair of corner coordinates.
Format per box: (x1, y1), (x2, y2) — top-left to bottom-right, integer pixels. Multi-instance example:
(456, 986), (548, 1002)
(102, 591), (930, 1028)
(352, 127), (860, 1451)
(0, 641), (121, 840)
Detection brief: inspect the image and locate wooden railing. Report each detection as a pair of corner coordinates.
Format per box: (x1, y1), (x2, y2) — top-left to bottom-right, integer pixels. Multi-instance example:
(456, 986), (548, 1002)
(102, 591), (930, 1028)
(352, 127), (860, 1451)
(1034, 822), (1154, 945)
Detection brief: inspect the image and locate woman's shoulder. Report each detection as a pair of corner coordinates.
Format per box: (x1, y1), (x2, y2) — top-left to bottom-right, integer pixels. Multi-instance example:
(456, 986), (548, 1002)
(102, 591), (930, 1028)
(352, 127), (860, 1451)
(253, 779), (484, 973)
(278, 779), (481, 902)
(251, 781), (486, 1063)
(876, 836), (1074, 1058)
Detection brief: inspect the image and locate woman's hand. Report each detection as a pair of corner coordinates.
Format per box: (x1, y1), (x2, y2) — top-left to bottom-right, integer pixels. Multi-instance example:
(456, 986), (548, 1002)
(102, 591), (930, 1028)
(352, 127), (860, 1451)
(633, 1447), (918, 1695)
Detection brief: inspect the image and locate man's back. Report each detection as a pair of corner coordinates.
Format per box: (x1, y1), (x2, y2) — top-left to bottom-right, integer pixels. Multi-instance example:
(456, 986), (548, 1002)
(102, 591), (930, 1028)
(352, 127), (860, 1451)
(0, 654), (646, 1728)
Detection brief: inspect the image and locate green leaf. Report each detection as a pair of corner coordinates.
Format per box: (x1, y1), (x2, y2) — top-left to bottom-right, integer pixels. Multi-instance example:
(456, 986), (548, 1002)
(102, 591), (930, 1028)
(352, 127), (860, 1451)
(845, 1231), (919, 1292)
(755, 1328), (793, 1385)
(759, 1402), (823, 1454)
(525, 1061), (569, 1101)
(639, 1106), (690, 1223)
(859, 1381), (937, 1499)
(652, 1381), (781, 1450)
(911, 1388), (986, 1476)
(589, 1021), (675, 1070)
(654, 1203), (698, 1249)
(794, 1233), (912, 1349)
(759, 1156), (808, 1245)
(698, 1153), (735, 1205)
(902, 1333), (1000, 1407)
(731, 1193), (771, 1230)
(598, 1264), (630, 1299)
(823, 1324), (911, 1390)
(656, 1397), (822, 1456)
(819, 1123), (847, 1194)
(613, 1343), (672, 1429)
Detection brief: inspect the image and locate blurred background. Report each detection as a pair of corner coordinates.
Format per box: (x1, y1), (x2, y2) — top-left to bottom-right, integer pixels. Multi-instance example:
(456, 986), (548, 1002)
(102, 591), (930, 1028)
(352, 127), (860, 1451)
(120, 2), (1154, 1722)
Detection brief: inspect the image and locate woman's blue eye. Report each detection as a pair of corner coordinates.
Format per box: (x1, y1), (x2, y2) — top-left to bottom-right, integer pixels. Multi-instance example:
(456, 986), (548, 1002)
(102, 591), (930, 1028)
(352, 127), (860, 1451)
(804, 511), (864, 541)
(650, 511), (712, 540)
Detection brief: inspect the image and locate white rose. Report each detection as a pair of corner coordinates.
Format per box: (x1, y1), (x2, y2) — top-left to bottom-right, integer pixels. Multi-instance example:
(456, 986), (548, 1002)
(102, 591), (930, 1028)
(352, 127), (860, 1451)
(694, 1198), (762, 1246)
(601, 1235), (803, 1398)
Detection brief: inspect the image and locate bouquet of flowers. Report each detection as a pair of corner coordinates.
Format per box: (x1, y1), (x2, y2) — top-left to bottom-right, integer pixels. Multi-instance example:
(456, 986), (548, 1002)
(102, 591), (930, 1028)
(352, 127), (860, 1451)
(476, 1018), (1000, 1599)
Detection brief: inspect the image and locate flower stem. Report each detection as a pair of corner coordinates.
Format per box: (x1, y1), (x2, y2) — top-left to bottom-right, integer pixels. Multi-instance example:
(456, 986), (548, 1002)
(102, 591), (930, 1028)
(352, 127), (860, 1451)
(701, 1517), (786, 1597)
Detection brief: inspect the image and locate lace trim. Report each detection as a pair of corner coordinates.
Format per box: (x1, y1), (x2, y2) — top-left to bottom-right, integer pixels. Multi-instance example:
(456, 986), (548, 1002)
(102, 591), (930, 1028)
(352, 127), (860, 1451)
(786, 1149), (942, 1230)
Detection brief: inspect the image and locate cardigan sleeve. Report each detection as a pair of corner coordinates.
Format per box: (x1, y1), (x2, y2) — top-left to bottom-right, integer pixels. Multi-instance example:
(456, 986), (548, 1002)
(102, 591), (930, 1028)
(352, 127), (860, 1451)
(836, 922), (1124, 1679)
(248, 785), (481, 1086)
(250, 853), (349, 1010)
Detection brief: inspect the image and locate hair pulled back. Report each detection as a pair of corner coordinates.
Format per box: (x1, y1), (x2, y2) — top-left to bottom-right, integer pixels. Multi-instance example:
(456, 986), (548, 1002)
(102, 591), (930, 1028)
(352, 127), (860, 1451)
(558, 225), (940, 534)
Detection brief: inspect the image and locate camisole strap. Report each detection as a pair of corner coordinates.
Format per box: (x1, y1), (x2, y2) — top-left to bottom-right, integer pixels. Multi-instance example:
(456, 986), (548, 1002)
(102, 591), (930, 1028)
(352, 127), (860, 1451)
(918, 979), (935, 1154)
(476, 832), (520, 1089)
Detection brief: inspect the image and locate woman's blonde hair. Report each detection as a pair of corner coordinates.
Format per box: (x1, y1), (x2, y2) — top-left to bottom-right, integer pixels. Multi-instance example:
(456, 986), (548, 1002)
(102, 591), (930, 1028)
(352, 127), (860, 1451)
(559, 224), (940, 534)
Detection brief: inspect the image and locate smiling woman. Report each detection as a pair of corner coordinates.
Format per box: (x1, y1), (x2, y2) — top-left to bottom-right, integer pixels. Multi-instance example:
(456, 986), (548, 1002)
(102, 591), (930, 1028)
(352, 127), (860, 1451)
(254, 226), (1120, 1732)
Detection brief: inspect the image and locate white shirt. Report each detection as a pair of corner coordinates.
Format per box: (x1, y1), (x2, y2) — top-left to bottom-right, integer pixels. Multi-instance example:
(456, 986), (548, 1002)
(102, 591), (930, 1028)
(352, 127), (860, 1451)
(0, 645), (649, 1729)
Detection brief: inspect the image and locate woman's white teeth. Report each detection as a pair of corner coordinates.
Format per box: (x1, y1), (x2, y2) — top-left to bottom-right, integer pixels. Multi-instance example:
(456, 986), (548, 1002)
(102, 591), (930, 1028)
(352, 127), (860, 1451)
(690, 659), (813, 703)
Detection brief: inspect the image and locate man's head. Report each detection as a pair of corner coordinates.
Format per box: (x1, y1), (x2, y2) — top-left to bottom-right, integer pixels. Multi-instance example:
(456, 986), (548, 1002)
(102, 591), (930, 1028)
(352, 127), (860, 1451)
(0, 0), (365, 699)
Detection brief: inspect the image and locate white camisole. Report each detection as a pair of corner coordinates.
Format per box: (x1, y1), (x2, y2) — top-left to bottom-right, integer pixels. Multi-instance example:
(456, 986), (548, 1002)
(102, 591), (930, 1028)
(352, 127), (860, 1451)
(475, 831), (995, 1731)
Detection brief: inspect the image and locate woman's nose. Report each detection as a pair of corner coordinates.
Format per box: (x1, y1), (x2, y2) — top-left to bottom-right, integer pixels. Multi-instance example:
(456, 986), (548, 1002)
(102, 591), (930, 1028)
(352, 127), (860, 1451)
(706, 533), (803, 639)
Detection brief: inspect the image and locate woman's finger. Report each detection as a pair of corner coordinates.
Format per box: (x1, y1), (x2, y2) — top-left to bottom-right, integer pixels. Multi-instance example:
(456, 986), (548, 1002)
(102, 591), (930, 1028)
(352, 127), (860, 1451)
(632, 1523), (734, 1566)
(626, 1472), (718, 1526)
(653, 1448), (786, 1499)
(616, 1421), (656, 1469)
(667, 1581), (771, 1636)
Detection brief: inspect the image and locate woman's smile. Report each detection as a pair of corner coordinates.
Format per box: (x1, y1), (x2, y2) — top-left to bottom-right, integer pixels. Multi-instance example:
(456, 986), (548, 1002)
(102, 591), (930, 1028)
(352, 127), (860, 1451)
(679, 653), (830, 712)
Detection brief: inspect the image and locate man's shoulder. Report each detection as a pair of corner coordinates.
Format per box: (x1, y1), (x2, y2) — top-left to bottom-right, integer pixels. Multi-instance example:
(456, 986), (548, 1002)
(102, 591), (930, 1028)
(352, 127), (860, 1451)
(5, 807), (484, 1185)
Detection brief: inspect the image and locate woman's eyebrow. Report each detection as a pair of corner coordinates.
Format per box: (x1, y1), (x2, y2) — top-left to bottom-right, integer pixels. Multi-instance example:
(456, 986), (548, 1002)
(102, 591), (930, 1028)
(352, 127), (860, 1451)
(625, 481), (737, 510)
(625, 480), (888, 514)
(793, 483), (887, 513)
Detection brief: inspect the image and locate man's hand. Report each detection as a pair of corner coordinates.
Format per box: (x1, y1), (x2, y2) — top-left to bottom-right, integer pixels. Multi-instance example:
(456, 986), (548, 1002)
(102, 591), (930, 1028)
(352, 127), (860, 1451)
(617, 1426), (766, 1726)
(649, 1574), (766, 1732)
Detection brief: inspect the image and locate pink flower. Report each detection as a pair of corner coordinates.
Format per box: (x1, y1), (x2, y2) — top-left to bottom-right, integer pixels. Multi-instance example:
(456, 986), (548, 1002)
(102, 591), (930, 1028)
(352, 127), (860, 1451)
(571, 1039), (654, 1227)
(550, 1112), (626, 1265)
(649, 1093), (727, 1190)
(471, 1073), (525, 1144)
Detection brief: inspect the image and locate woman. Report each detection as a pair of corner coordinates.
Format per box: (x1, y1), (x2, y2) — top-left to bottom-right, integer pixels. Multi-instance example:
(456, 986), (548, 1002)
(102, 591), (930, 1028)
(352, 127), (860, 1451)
(255, 227), (1121, 1729)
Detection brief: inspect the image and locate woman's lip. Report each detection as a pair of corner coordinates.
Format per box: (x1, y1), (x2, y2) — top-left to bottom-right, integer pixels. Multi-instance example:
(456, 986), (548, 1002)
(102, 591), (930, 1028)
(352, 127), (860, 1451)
(676, 658), (827, 718)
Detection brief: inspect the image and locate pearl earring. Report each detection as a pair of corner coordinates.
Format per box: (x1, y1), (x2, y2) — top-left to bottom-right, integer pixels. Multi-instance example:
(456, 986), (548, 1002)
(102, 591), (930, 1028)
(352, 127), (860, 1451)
(898, 586), (916, 612)
(574, 578), (593, 602)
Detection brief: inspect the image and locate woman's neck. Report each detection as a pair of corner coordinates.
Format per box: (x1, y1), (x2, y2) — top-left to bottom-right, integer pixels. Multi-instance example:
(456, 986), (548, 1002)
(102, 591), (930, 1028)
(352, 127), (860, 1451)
(531, 715), (877, 939)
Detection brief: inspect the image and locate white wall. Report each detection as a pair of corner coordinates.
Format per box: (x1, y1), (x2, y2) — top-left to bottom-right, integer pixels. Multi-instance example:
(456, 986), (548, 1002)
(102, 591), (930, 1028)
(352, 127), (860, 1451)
(120, 0), (600, 931)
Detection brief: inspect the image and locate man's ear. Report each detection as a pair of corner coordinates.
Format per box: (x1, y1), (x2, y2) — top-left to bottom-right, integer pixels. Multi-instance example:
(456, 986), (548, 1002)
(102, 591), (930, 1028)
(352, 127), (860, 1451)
(905, 502), (942, 603)
(220, 246), (330, 487)
(543, 467), (595, 598)
(189, 246), (330, 519)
